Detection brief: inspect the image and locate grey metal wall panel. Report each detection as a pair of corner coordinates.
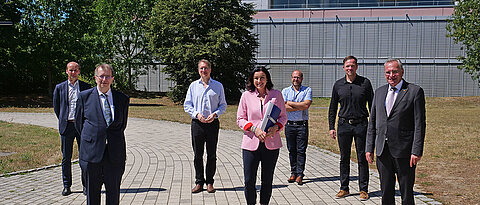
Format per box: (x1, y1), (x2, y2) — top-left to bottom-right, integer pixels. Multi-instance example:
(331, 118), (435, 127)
(272, 24), (284, 58)
(310, 24), (323, 58)
(297, 24), (310, 58)
(284, 24), (296, 58)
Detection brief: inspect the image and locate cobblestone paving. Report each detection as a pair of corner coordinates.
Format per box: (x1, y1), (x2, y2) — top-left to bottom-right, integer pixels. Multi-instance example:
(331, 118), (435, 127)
(0, 112), (440, 205)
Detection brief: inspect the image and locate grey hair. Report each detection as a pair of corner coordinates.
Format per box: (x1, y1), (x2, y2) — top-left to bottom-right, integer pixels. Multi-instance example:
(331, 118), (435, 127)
(384, 59), (403, 70)
(95, 63), (115, 76)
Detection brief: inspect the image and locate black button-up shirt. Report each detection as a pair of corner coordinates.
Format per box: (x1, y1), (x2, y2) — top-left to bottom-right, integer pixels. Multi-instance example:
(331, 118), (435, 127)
(328, 75), (374, 130)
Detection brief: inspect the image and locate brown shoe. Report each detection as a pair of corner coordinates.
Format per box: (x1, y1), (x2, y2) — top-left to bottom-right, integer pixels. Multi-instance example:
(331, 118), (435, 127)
(295, 176), (303, 185)
(287, 175), (296, 183)
(335, 190), (349, 198)
(359, 191), (369, 201)
(192, 184), (203, 193)
(206, 184), (215, 193)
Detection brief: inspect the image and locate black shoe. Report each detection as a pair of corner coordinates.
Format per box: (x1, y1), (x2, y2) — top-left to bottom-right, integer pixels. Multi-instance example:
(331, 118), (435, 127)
(83, 186), (87, 195)
(62, 187), (71, 196)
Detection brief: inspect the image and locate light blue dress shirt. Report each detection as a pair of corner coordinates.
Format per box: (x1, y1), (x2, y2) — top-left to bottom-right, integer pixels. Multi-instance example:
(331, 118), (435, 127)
(282, 85), (312, 121)
(184, 78), (227, 119)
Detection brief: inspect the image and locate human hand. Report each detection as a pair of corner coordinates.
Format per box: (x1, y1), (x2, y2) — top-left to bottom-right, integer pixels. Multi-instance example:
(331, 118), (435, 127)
(254, 127), (267, 142)
(329, 130), (336, 139)
(410, 154), (422, 167)
(266, 125), (279, 138)
(196, 113), (207, 123)
(205, 113), (216, 123)
(366, 152), (374, 164)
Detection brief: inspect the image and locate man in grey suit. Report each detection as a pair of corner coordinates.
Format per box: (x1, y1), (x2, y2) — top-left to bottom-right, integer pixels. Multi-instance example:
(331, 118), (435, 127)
(53, 62), (91, 196)
(366, 59), (426, 205)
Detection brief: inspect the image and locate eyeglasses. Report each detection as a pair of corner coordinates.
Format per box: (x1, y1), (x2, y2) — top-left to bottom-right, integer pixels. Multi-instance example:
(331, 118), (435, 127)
(96, 75), (113, 80)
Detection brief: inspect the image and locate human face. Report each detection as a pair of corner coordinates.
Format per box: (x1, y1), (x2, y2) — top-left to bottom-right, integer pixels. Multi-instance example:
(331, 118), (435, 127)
(198, 62), (211, 79)
(253, 71), (267, 92)
(291, 71), (303, 87)
(384, 61), (404, 87)
(66, 63), (80, 83)
(343, 59), (358, 77)
(95, 68), (114, 92)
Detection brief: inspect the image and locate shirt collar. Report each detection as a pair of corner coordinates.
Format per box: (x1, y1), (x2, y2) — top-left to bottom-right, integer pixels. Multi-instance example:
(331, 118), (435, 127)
(97, 86), (112, 97)
(68, 80), (78, 88)
(290, 85), (304, 92)
(389, 79), (404, 91)
(197, 78), (212, 85)
(254, 88), (270, 97)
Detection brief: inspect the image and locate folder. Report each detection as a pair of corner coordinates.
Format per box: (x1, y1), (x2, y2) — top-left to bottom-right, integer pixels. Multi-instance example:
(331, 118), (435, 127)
(260, 101), (282, 132)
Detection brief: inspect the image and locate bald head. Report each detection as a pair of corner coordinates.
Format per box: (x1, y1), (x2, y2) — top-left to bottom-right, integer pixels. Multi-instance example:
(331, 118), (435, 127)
(66, 61), (80, 84)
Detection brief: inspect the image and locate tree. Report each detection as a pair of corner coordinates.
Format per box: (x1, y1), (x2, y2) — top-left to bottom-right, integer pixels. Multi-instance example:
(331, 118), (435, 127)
(447, 0), (480, 87)
(1, 0), (98, 95)
(90, 0), (156, 91)
(146, 0), (258, 102)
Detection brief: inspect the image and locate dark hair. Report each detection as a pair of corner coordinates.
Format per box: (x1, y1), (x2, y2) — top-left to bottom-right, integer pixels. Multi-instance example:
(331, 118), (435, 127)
(343, 56), (358, 65)
(246, 66), (274, 92)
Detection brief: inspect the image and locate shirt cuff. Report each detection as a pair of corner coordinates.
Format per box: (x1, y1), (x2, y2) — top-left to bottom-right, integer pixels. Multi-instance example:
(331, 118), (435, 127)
(275, 122), (283, 130)
(243, 122), (253, 131)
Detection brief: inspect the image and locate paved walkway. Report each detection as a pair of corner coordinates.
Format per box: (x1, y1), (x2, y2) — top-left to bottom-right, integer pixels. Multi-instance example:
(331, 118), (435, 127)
(0, 112), (439, 205)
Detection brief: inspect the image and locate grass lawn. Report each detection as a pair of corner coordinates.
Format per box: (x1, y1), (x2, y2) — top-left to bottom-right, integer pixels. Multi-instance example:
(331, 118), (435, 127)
(0, 95), (478, 205)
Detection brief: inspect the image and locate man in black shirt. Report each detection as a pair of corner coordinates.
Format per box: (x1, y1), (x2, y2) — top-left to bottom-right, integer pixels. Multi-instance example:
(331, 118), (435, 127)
(328, 56), (374, 201)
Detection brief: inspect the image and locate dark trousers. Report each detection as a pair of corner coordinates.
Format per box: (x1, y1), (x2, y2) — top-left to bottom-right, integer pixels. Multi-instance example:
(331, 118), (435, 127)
(336, 119), (369, 192)
(285, 122), (308, 177)
(61, 122), (85, 188)
(243, 143), (279, 205)
(191, 119), (219, 185)
(80, 147), (125, 205)
(377, 143), (416, 205)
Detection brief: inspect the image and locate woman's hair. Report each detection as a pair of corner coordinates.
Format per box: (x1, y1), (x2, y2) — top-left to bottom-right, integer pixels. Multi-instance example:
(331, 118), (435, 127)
(246, 66), (274, 92)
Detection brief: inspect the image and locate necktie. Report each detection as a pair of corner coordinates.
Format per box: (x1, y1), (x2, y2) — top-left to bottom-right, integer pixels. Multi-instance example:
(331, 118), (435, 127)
(102, 94), (113, 126)
(386, 87), (397, 117)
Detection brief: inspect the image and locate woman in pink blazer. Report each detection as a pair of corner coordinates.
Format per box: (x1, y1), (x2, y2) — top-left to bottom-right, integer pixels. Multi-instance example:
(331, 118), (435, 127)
(237, 67), (287, 205)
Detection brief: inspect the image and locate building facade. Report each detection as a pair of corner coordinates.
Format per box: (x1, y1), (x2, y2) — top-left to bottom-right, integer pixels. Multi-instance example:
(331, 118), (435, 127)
(136, 0), (479, 97)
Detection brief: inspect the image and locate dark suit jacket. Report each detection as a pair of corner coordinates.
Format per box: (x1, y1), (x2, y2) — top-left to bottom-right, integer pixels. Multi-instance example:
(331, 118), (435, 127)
(366, 80), (426, 158)
(53, 80), (91, 135)
(75, 87), (129, 164)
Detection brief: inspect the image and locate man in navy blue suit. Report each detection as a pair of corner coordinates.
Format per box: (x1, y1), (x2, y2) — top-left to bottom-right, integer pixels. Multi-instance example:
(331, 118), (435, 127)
(53, 61), (91, 196)
(75, 64), (129, 205)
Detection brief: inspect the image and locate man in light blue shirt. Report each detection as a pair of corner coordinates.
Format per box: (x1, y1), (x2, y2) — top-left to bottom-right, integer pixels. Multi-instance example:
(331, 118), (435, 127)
(184, 59), (227, 193)
(282, 70), (312, 185)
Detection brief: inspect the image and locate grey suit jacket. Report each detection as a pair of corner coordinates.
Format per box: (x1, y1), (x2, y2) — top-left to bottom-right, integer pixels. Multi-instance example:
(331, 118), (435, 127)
(366, 80), (426, 158)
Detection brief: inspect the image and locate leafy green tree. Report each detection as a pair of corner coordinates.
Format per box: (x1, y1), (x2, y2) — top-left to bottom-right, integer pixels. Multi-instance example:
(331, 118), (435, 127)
(0, 0), (23, 94)
(147, 0), (258, 102)
(447, 0), (480, 87)
(1, 0), (98, 94)
(90, 0), (156, 91)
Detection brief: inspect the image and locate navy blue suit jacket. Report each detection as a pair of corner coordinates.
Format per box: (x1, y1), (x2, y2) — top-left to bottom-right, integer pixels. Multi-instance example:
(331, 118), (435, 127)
(53, 80), (91, 135)
(75, 87), (129, 164)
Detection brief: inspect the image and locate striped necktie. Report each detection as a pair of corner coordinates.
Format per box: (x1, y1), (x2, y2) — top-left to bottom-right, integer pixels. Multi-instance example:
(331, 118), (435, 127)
(102, 94), (113, 126)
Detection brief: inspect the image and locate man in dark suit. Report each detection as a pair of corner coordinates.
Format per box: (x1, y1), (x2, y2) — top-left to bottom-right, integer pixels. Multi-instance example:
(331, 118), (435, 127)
(366, 59), (426, 205)
(53, 61), (91, 196)
(75, 64), (129, 205)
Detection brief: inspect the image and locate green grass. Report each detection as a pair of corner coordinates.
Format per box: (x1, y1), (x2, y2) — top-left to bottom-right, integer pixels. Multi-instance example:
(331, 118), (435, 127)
(0, 121), (65, 175)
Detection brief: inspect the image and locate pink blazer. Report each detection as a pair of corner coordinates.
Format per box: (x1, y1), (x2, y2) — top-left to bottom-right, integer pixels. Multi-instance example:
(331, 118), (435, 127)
(236, 89), (287, 151)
